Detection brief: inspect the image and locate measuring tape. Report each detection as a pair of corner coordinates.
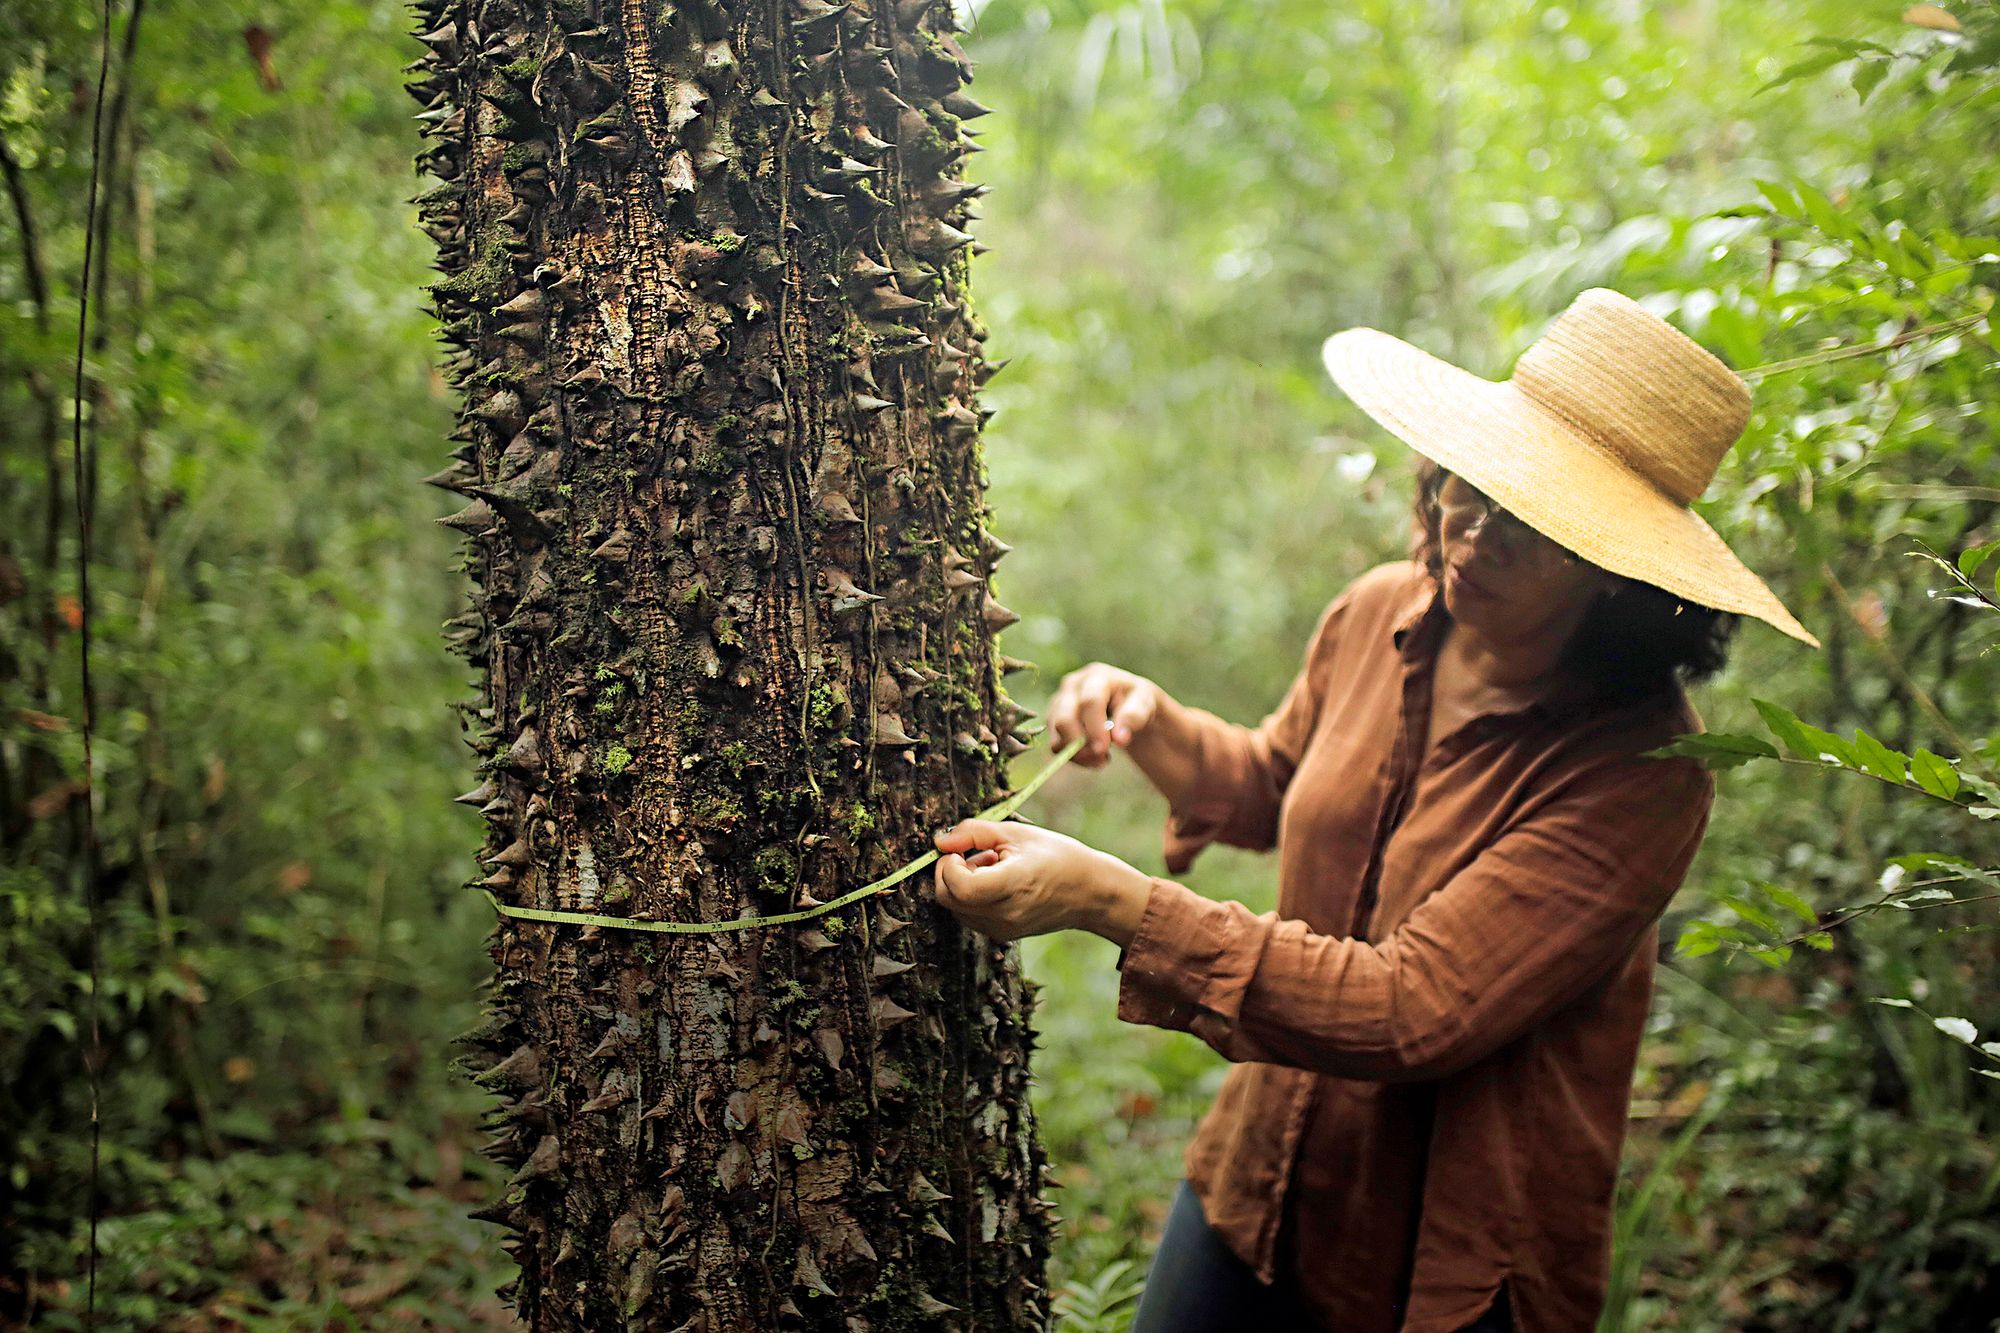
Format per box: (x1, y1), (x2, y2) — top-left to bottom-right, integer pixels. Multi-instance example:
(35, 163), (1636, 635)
(482, 736), (1085, 935)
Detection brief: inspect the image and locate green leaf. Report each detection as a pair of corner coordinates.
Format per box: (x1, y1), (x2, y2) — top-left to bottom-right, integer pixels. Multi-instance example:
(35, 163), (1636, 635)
(1958, 538), (2000, 583)
(1675, 919), (1758, 958)
(1803, 931), (1835, 951)
(1886, 853), (2000, 891)
(1910, 749), (1960, 800)
(1803, 725), (1859, 770)
(1722, 892), (1781, 934)
(1675, 920), (1721, 958)
(1753, 699), (1856, 767)
(1762, 883), (1819, 926)
(1805, 36), (1889, 56)
(1960, 771), (2000, 805)
(1647, 732), (1778, 770)
(1888, 851), (1974, 871)
(1795, 180), (1855, 242)
(1753, 179), (1800, 217)
(1877, 225), (1926, 281)
(1756, 39), (1885, 95)
(1908, 546), (1962, 583)
(1749, 945), (1794, 969)
(1752, 698), (1815, 758)
(1898, 225), (1941, 278)
(1899, 888), (1957, 904)
(1851, 58), (1888, 105)
(1851, 729), (1909, 783)
(1934, 1016), (1979, 1045)
(1757, 49), (1852, 94)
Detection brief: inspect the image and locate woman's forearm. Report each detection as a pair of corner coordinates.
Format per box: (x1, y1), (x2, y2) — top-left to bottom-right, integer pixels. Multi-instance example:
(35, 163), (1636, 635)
(1123, 687), (1208, 811)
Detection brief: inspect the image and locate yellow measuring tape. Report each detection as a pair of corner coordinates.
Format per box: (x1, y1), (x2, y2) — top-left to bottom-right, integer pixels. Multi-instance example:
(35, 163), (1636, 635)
(483, 736), (1084, 935)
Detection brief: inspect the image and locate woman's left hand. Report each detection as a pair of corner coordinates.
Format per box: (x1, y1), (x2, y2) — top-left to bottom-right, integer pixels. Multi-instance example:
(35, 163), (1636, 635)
(930, 819), (1152, 945)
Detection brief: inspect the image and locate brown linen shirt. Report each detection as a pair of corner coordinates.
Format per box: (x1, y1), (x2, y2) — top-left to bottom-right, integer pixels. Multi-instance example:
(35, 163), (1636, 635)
(1116, 559), (1714, 1333)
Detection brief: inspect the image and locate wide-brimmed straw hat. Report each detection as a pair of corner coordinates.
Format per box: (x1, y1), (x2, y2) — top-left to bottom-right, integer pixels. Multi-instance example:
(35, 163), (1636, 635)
(1320, 288), (1818, 647)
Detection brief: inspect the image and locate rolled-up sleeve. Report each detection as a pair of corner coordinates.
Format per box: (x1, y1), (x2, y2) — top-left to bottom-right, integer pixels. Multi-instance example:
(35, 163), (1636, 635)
(1121, 750), (1713, 1081)
(1161, 590), (1356, 874)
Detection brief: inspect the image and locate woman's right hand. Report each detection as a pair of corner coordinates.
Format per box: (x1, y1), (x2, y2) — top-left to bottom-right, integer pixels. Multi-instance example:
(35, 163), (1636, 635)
(1048, 663), (1162, 769)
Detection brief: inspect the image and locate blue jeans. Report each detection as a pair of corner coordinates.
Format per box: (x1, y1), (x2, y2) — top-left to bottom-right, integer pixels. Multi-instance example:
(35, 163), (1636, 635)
(1130, 1181), (1513, 1333)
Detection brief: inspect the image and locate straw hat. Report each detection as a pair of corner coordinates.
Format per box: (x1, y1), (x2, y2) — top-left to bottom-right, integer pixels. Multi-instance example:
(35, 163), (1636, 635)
(1320, 288), (1818, 647)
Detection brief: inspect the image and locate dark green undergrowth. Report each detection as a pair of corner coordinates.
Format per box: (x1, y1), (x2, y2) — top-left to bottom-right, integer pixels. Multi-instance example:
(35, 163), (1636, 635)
(4, 1), (1997, 1330)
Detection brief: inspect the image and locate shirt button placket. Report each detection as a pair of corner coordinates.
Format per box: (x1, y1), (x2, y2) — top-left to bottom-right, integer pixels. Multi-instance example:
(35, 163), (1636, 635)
(1264, 632), (1435, 1282)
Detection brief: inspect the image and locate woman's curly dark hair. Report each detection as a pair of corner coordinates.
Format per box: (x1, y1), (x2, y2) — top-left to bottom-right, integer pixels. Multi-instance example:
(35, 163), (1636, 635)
(1409, 458), (1737, 708)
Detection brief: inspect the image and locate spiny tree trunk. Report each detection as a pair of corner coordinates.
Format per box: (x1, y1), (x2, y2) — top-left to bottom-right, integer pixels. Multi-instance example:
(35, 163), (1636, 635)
(411, 0), (1050, 1327)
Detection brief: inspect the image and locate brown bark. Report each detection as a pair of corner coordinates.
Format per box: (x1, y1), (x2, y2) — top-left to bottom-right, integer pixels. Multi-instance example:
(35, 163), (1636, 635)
(414, 0), (1050, 1328)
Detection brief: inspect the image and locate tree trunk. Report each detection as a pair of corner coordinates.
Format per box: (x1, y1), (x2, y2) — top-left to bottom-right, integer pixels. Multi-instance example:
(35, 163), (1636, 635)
(411, 0), (1050, 1328)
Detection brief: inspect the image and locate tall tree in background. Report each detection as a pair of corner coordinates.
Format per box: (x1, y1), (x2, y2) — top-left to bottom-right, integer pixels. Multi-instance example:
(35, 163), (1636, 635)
(411, 0), (1049, 1326)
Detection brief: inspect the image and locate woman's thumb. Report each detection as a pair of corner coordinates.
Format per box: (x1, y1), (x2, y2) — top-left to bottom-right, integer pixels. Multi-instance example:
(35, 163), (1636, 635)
(1110, 686), (1154, 744)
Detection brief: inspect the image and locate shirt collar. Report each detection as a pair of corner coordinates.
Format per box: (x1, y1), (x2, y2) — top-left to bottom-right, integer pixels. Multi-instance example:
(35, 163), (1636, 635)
(1390, 567), (1597, 723)
(1390, 571), (1442, 651)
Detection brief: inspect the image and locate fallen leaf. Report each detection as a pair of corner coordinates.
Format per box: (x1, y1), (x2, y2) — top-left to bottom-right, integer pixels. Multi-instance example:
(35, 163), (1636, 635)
(1903, 4), (1962, 31)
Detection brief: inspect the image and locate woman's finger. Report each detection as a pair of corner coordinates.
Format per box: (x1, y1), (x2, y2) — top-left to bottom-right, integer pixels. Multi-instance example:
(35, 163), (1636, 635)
(1110, 684), (1154, 746)
(933, 852), (967, 905)
(1047, 674), (1081, 749)
(933, 850), (1007, 908)
(932, 817), (1011, 856)
(1075, 681), (1113, 764)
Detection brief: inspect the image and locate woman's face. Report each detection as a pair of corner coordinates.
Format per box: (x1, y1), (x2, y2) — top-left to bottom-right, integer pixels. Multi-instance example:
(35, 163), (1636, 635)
(1435, 472), (1609, 644)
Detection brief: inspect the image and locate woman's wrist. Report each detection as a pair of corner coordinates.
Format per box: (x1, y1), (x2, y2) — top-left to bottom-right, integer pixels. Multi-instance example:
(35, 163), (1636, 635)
(1077, 852), (1154, 949)
(1123, 688), (1201, 807)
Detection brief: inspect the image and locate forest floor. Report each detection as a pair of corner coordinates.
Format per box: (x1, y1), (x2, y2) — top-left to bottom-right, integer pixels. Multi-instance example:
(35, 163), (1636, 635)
(3, 1123), (514, 1332)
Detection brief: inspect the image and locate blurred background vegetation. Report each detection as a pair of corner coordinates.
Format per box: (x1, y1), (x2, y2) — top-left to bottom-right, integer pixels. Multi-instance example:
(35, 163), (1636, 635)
(2, 0), (1996, 1328)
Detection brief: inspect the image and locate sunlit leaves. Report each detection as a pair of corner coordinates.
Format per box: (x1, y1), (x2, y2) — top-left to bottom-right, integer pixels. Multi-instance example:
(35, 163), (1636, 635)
(1756, 37), (1890, 96)
(1747, 174), (2000, 302)
(1676, 848), (2000, 968)
(1869, 997), (2000, 1081)
(1655, 696), (2000, 832)
(1676, 880), (1820, 968)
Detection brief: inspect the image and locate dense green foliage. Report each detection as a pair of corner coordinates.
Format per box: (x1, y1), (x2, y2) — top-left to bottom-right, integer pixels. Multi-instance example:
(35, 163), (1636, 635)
(983, 2), (2000, 1327)
(2, 0), (1995, 1328)
(0, 3), (503, 1325)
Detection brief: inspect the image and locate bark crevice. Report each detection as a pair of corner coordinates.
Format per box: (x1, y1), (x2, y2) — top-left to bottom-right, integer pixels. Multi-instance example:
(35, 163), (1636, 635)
(417, 0), (1051, 1326)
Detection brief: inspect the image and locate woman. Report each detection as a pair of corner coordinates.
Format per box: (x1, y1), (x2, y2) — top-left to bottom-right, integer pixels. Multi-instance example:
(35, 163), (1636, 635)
(929, 290), (1819, 1332)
